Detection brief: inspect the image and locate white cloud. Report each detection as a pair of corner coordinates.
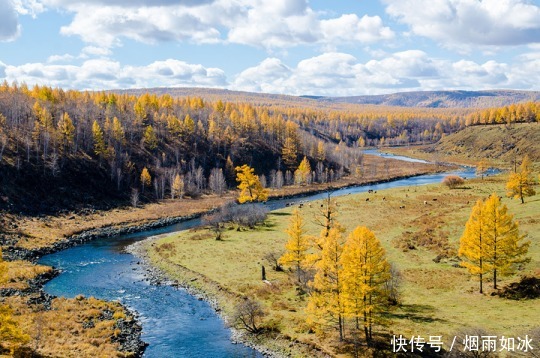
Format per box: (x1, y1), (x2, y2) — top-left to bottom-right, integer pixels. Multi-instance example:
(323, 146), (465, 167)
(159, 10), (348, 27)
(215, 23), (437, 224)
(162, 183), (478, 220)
(1, 59), (227, 90)
(47, 53), (75, 63)
(81, 46), (112, 57)
(233, 51), (540, 96)
(0, 0), (20, 41)
(321, 14), (394, 44)
(384, 0), (540, 48)
(41, 0), (395, 50)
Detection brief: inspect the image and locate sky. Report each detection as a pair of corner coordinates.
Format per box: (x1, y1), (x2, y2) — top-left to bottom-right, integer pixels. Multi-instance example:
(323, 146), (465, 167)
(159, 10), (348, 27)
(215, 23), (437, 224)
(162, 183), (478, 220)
(1, 0), (540, 96)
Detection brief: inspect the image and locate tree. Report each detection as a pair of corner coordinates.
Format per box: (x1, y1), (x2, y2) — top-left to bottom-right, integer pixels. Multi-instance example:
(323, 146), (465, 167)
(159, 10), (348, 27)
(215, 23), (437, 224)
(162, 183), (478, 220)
(235, 164), (269, 203)
(506, 155), (536, 203)
(92, 120), (107, 158)
(171, 174), (184, 199)
(282, 136), (299, 169)
(483, 194), (530, 289)
(279, 209), (310, 288)
(340, 226), (391, 345)
(140, 167), (151, 193)
(306, 226), (346, 341)
(459, 200), (491, 293)
(232, 298), (265, 334)
(294, 156), (311, 185)
(208, 168), (227, 196)
(143, 125), (158, 150)
(442, 175), (465, 189)
(57, 112), (75, 153)
(476, 159), (488, 180)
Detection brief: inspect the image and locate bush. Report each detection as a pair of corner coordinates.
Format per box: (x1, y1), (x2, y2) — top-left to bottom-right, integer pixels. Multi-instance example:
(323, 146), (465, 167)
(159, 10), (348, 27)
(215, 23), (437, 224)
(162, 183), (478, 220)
(231, 298), (265, 334)
(205, 202), (269, 230)
(442, 175), (465, 189)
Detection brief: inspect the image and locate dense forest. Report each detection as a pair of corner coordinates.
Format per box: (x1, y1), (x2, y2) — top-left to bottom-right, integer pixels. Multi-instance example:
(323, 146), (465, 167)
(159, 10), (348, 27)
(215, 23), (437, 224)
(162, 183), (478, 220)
(0, 82), (537, 213)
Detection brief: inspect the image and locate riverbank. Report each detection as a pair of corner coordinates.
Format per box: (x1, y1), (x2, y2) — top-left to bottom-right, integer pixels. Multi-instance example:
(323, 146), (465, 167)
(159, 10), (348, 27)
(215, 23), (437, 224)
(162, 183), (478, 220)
(0, 256), (147, 356)
(138, 174), (540, 357)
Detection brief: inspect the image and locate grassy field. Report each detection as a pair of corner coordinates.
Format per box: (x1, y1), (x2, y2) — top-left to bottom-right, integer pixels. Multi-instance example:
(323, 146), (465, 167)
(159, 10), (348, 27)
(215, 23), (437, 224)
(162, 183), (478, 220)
(145, 174), (540, 357)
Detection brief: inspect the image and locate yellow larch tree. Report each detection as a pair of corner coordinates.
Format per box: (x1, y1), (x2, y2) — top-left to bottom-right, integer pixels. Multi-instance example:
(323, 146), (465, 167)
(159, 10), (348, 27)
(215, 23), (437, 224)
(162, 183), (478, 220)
(459, 200), (491, 293)
(476, 159), (488, 180)
(279, 209), (310, 287)
(340, 226), (391, 346)
(91, 120), (107, 158)
(282, 136), (299, 170)
(235, 164), (268, 203)
(294, 156), (311, 185)
(483, 194), (530, 289)
(171, 174), (184, 199)
(57, 112), (75, 152)
(306, 226), (346, 341)
(140, 167), (151, 193)
(143, 125), (158, 150)
(506, 155), (536, 203)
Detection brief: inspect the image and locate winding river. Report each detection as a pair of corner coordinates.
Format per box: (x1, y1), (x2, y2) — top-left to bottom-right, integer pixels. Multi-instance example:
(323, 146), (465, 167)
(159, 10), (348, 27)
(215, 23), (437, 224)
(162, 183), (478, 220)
(38, 151), (495, 357)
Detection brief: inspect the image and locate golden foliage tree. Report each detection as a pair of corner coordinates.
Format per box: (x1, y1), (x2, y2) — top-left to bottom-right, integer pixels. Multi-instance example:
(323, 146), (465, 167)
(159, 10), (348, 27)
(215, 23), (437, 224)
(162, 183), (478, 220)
(171, 174), (184, 199)
(294, 156), (311, 185)
(476, 159), (488, 180)
(279, 209), (310, 287)
(341, 226), (390, 345)
(91, 120), (107, 158)
(140, 167), (151, 193)
(459, 200), (490, 293)
(57, 112), (75, 152)
(306, 226), (346, 341)
(506, 155), (536, 203)
(282, 137), (299, 169)
(235, 164), (268, 203)
(483, 194), (529, 289)
(143, 125), (158, 150)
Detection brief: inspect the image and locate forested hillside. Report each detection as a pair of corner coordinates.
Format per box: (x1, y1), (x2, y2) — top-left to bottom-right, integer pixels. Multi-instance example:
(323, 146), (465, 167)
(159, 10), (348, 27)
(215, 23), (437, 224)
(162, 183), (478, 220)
(0, 83), (471, 213)
(324, 90), (540, 108)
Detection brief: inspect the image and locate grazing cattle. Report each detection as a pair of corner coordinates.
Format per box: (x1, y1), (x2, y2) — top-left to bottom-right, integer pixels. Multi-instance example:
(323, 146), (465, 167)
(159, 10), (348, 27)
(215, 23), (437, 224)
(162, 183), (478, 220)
(382, 197), (386, 201)
(299, 203), (303, 208)
(399, 205), (405, 209)
(366, 198), (370, 202)
(424, 201), (428, 205)
(432, 198), (437, 201)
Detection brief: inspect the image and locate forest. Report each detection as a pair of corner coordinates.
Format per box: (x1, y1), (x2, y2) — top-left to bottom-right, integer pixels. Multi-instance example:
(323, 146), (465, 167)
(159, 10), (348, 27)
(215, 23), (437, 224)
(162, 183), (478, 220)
(0, 82), (482, 213)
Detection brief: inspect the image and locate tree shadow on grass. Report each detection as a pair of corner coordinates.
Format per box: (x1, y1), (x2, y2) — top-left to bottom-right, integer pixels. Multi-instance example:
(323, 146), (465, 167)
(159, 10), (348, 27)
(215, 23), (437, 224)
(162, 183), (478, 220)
(269, 212), (291, 216)
(384, 304), (447, 324)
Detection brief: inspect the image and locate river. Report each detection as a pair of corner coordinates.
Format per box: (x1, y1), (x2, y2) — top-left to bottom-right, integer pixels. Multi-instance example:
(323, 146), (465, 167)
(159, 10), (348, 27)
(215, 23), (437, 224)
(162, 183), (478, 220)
(38, 151), (495, 357)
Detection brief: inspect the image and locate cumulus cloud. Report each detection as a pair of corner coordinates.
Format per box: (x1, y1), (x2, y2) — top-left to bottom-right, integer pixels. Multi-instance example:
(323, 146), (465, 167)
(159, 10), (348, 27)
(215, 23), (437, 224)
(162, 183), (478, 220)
(42, 0), (395, 50)
(232, 51), (540, 96)
(1, 59), (227, 90)
(384, 0), (540, 48)
(0, 0), (20, 41)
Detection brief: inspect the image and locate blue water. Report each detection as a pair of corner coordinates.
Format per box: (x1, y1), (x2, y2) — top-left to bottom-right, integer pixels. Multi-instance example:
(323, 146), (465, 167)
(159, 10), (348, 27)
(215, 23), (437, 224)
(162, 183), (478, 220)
(38, 151), (495, 357)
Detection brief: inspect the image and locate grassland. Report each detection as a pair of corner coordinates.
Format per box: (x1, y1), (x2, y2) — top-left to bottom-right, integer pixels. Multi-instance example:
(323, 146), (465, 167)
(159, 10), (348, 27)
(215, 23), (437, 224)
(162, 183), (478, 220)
(144, 174), (540, 357)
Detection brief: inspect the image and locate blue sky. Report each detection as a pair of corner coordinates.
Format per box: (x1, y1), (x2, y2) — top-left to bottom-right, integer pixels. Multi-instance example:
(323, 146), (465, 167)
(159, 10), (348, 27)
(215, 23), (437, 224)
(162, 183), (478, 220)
(1, 0), (540, 96)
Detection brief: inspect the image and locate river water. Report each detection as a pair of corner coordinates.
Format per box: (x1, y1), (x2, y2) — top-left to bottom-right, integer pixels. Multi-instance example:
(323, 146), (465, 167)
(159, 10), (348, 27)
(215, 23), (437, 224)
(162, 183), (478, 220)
(38, 151), (494, 357)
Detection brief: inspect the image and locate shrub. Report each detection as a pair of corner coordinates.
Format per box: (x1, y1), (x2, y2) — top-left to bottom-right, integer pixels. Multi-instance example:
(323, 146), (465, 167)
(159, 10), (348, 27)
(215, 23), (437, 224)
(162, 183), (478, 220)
(442, 175), (465, 189)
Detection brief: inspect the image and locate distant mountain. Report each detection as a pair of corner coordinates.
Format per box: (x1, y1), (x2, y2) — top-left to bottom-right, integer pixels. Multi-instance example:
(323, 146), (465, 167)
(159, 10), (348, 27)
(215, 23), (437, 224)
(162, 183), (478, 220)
(112, 88), (540, 109)
(319, 90), (540, 108)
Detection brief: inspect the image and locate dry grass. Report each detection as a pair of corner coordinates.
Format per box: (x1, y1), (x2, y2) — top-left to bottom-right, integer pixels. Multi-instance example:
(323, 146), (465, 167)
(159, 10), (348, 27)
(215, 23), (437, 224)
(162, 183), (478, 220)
(146, 174), (540, 357)
(3, 295), (135, 357)
(1, 261), (52, 290)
